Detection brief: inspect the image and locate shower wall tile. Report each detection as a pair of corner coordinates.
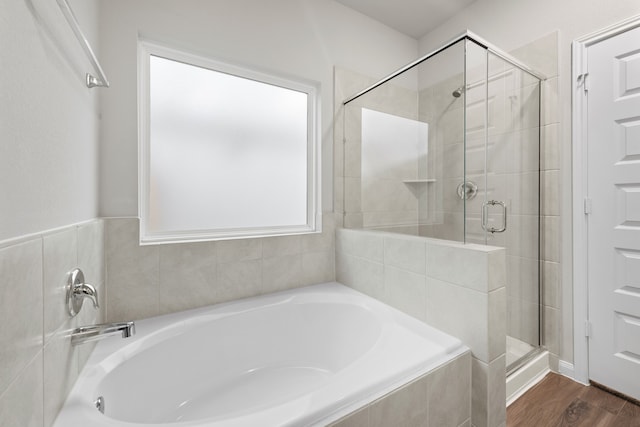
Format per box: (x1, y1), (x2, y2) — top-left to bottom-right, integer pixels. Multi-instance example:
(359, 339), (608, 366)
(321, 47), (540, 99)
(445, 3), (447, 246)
(334, 177), (345, 218)
(488, 249), (507, 294)
(43, 319), (78, 427)
(541, 124), (560, 171)
(427, 351), (472, 426)
(383, 266), (427, 322)
(544, 305), (560, 355)
(343, 212), (363, 229)
(426, 277), (490, 362)
(441, 142), (464, 179)
(262, 254), (303, 294)
(506, 215), (539, 260)
(335, 228), (384, 262)
(77, 221), (105, 291)
(302, 250), (335, 285)
(216, 238), (262, 263)
(506, 297), (539, 346)
(362, 211), (418, 228)
(374, 225), (420, 236)
(334, 68), (376, 107)
(328, 350), (471, 427)
(383, 235), (426, 274)
(443, 178), (465, 213)
(542, 170), (560, 216)
(105, 217), (336, 322)
(543, 261), (560, 309)
(344, 140), (362, 179)
(75, 279), (105, 369)
(158, 242), (217, 314)
(488, 288), (507, 363)
(335, 254), (384, 300)
(425, 242), (505, 293)
(508, 128), (541, 174)
(506, 255), (539, 303)
(106, 219), (160, 322)
(344, 177), (362, 213)
(361, 178), (416, 212)
(336, 228), (504, 426)
(0, 219), (105, 427)
(0, 238), (43, 397)
(472, 355), (507, 427)
(300, 214), (336, 253)
(262, 235), (302, 258)
(542, 215), (560, 263)
(509, 172), (540, 216)
(438, 107), (465, 144)
(0, 351), (44, 427)
(330, 407), (369, 427)
(369, 373), (428, 427)
(43, 228), (78, 341)
(215, 260), (262, 303)
(542, 77), (559, 126)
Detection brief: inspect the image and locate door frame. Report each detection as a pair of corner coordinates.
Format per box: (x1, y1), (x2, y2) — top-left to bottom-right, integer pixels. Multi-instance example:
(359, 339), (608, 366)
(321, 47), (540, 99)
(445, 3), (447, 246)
(572, 13), (640, 385)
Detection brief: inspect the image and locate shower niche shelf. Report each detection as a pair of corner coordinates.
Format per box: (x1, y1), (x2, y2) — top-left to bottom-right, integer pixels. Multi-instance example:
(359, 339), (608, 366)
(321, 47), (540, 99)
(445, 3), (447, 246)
(402, 179), (436, 184)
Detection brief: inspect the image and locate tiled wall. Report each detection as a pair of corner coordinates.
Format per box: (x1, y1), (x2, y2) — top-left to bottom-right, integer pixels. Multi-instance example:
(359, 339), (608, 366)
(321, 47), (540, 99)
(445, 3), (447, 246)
(337, 68), (423, 232)
(0, 220), (105, 427)
(509, 32), (562, 367)
(330, 351), (471, 427)
(104, 216), (336, 322)
(336, 228), (506, 427)
(336, 31), (563, 371)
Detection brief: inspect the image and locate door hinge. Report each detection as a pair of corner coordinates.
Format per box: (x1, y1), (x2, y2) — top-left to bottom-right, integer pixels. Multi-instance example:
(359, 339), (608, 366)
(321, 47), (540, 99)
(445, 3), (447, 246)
(578, 72), (589, 94)
(585, 320), (592, 338)
(584, 198), (592, 215)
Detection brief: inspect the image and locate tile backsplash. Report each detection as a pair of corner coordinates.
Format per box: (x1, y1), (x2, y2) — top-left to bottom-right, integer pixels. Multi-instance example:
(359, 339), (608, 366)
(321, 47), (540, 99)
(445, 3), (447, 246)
(104, 215), (336, 322)
(336, 228), (506, 427)
(0, 215), (334, 427)
(0, 220), (105, 427)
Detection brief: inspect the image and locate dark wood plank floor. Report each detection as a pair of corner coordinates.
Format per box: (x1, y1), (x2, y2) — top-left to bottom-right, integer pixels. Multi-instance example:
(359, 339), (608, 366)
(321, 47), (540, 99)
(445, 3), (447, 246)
(507, 372), (640, 426)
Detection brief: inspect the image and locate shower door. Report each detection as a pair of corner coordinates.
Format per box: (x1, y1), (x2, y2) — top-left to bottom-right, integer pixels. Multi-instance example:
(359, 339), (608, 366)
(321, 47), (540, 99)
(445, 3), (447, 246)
(464, 40), (542, 372)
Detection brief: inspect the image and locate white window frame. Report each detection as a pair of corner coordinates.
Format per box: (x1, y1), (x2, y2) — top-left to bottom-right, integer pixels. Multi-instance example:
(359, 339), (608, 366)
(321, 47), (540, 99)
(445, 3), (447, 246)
(137, 39), (321, 244)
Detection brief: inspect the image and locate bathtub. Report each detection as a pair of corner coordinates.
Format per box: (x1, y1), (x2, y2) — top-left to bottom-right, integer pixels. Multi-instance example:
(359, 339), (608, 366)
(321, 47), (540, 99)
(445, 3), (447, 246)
(53, 282), (469, 427)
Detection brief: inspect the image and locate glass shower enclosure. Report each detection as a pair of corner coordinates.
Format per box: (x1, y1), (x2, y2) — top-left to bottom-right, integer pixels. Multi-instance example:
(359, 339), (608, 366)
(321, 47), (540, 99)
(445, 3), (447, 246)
(340, 32), (543, 373)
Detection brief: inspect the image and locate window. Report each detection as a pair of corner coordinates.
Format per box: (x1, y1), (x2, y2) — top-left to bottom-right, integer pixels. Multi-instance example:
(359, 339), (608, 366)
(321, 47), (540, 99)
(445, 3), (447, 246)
(138, 40), (321, 244)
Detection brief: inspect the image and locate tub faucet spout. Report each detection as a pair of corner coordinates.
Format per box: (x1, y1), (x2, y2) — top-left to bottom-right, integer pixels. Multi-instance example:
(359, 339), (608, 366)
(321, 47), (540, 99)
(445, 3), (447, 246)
(71, 321), (136, 346)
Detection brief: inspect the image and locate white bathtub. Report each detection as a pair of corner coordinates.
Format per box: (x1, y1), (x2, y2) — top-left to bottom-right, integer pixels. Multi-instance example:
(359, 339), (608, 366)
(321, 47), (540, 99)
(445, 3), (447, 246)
(53, 282), (468, 427)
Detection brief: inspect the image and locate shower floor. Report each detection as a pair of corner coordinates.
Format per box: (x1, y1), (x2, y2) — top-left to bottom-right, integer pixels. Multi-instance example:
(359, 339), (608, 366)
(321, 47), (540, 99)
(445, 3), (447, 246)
(507, 336), (536, 369)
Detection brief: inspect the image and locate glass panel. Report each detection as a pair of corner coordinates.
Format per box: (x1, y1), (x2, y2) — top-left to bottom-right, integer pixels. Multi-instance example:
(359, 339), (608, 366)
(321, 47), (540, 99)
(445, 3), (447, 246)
(339, 35), (542, 373)
(342, 40), (465, 242)
(463, 39), (489, 245)
(148, 55), (309, 233)
(485, 52), (541, 371)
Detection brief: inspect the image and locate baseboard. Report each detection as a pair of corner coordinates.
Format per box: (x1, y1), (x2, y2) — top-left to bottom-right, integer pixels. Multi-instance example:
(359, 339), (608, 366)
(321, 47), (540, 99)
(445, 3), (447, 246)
(558, 360), (576, 379)
(506, 351), (550, 406)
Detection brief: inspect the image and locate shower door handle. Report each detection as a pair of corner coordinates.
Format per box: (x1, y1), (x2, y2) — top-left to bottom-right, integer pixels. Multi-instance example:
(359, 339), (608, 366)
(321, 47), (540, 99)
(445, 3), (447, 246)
(481, 200), (507, 233)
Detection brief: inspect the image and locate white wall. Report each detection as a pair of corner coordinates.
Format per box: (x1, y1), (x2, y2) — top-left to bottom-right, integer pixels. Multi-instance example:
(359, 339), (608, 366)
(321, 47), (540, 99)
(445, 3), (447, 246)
(0, 0), (101, 241)
(98, 0), (418, 217)
(417, 0), (640, 367)
(0, 1), (103, 424)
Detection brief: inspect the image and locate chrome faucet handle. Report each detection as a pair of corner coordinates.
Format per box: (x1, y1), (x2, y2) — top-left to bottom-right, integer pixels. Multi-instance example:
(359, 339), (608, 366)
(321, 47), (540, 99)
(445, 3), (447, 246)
(66, 268), (99, 317)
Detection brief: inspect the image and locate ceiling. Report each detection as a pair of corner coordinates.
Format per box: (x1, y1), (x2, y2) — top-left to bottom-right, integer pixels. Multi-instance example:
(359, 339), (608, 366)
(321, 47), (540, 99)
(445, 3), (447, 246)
(335, 0), (477, 39)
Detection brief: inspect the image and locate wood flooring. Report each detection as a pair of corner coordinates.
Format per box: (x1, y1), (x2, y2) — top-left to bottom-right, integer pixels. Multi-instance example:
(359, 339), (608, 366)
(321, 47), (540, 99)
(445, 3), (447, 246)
(507, 372), (640, 426)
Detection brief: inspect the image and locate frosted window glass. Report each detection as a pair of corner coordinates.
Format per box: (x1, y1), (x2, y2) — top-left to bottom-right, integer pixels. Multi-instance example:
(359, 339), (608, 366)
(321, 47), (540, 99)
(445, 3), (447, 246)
(148, 55), (308, 233)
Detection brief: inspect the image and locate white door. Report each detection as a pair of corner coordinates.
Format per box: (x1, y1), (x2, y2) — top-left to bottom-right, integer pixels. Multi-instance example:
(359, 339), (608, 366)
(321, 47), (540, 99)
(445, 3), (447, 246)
(587, 24), (640, 400)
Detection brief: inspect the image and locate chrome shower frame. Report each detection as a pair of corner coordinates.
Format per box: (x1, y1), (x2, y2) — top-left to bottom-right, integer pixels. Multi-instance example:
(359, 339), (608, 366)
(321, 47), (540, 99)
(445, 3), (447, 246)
(343, 30), (545, 105)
